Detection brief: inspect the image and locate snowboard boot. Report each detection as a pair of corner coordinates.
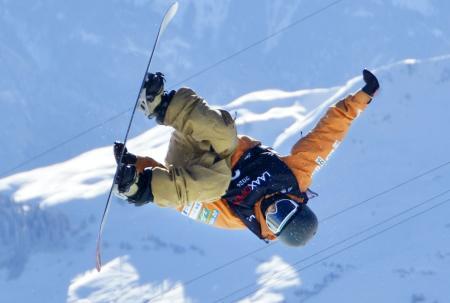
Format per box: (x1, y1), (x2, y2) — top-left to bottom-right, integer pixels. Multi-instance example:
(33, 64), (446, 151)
(138, 72), (175, 124)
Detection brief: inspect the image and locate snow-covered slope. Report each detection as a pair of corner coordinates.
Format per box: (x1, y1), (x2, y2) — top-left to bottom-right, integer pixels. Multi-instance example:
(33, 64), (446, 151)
(1, 55), (450, 302)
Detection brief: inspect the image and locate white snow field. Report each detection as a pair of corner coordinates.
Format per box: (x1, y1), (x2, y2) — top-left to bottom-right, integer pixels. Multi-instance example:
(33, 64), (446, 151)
(1, 54), (450, 302)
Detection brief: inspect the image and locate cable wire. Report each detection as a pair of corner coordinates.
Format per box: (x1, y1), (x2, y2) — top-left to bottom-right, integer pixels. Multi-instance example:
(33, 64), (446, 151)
(321, 161), (450, 222)
(0, 108), (130, 178)
(148, 166), (450, 302)
(215, 190), (450, 303)
(169, 0), (345, 88)
(1, 0), (344, 178)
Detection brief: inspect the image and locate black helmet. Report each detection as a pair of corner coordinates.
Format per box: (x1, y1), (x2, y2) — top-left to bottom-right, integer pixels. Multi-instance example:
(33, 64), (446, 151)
(263, 195), (318, 247)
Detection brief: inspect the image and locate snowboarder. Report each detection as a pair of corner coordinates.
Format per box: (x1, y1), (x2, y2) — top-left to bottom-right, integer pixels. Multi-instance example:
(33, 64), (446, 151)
(113, 69), (380, 246)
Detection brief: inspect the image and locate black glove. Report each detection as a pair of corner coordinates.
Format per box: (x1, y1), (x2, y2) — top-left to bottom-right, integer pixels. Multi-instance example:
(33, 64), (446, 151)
(114, 165), (154, 206)
(113, 141), (137, 165)
(362, 69), (380, 97)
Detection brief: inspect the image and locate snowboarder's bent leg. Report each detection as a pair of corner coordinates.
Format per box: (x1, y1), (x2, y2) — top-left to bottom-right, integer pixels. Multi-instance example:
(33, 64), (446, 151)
(161, 88), (238, 158)
(151, 88), (238, 208)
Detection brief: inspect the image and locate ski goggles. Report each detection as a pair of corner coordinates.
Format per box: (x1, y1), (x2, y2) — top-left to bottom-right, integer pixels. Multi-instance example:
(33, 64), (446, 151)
(265, 198), (299, 235)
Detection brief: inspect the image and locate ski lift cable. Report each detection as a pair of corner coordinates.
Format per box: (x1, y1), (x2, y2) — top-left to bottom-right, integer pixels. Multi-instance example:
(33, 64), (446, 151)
(0, 0), (344, 178)
(320, 160), (450, 222)
(169, 0), (345, 88)
(215, 190), (450, 303)
(0, 109), (130, 178)
(229, 195), (450, 303)
(148, 174), (450, 302)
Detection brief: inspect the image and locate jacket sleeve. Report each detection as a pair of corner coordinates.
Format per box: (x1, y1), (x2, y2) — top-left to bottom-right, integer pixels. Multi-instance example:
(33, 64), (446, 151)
(135, 156), (165, 173)
(283, 90), (372, 192)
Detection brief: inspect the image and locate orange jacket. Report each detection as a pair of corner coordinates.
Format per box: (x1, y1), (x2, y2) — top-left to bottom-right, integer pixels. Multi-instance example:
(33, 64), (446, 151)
(175, 91), (371, 240)
(137, 91), (371, 241)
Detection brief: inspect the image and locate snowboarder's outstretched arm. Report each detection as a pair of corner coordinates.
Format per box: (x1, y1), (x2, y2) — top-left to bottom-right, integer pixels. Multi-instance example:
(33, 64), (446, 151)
(283, 69), (379, 192)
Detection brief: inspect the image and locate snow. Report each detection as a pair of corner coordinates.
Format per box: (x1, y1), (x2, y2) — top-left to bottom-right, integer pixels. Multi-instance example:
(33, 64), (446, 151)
(0, 126), (172, 206)
(68, 257), (191, 303)
(237, 256), (301, 303)
(391, 0), (435, 16)
(1, 1), (450, 302)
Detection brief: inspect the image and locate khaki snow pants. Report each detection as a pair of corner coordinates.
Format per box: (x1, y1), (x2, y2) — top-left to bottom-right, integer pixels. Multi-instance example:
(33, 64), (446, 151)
(151, 88), (238, 208)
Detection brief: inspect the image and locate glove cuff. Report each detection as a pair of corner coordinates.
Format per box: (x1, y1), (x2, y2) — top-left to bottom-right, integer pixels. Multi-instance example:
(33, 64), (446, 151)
(362, 84), (377, 97)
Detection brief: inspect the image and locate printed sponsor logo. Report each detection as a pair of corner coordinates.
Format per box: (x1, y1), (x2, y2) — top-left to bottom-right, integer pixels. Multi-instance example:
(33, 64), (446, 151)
(236, 176), (250, 188)
(313, 140), (341, 176)
(189, 202), (203, 220)
(199, 208), (211, 223)
(233, 186), (252, 205)
(232, 171), (271, 204)
(280, 186), (293, 194)
(231, 169), (241, 181)
(248, 171), (271, 190)
(246, 215), (256, 222)
(313, 157), (326, 175)
(182, 202), (194, 216)
(315, 156), (326, 167)
(208, 210), (219, 225)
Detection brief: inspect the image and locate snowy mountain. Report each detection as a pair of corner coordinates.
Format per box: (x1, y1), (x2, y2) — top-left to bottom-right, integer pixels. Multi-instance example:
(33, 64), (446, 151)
(1, 54), (450, 302)
(2, 0), (450, 173)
